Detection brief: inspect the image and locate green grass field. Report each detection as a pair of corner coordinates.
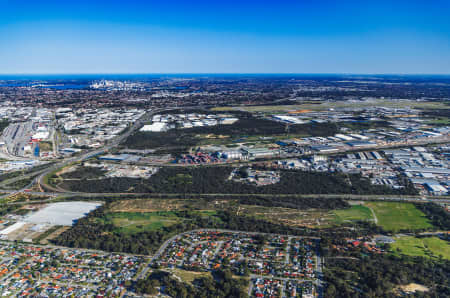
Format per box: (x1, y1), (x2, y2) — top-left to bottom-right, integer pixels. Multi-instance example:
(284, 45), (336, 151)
(390, 236), (450, 260)
(333, 205), (374, 224)
(106, 210), (220, 234)
(108, 211), (182, 233)
(366, 202), (432, 232)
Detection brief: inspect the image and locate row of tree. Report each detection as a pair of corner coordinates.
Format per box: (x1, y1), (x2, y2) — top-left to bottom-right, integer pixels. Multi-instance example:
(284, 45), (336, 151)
(415, 203), (450, 230)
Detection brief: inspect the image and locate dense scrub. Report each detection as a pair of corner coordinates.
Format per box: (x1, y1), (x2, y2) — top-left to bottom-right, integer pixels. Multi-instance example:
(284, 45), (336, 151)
(0, 120), (8, 134)
(339, 120), (392, 130)
(134, 269), (247, 297)
(60, 166), (418, 195)
(421, 108), (450, 118)
(325, 255), (450, 297)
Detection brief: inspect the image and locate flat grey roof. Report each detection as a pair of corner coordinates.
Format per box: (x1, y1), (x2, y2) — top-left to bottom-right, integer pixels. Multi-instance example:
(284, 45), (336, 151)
(402, 167), (450, 175)
(25, 202), (102, 226)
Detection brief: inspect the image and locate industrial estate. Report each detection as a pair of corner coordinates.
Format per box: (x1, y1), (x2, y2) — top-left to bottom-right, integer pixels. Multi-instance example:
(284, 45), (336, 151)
(0, 75), (449, 297)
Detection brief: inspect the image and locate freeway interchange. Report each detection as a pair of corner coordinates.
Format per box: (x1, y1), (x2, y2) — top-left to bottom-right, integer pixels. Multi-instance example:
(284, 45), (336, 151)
(0, 106), (448, 298)
(1, 107), (450, 204)
(0, 108), (161, 198)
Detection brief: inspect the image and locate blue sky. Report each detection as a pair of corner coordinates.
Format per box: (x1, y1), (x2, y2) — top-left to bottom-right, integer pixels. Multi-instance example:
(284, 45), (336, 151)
(0, 0), (449, 74)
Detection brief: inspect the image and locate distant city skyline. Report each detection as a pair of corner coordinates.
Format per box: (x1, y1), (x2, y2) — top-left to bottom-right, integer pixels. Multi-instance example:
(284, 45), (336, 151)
(1, 0), (449, 74)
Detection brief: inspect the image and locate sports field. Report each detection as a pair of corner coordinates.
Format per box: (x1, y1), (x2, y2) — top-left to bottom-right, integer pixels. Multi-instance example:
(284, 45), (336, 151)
(107, 211), (183, 233)
(365, 202), (432, 232)
(390, 236), (450, 260)
(333, 205), (374, 224)
(107, 210), (219, 234)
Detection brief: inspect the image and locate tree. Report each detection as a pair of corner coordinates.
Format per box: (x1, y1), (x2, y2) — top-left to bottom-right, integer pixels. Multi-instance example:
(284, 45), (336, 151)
(169, 173), (192, 199)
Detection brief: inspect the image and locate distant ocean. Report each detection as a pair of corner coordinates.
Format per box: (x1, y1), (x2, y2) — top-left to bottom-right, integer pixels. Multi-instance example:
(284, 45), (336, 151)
(0, 82), (88, 90)
(0, 73), (449, 84)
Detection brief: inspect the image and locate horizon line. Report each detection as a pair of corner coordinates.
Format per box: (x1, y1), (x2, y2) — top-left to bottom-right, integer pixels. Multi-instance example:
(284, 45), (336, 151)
(1, 72), (450, 76)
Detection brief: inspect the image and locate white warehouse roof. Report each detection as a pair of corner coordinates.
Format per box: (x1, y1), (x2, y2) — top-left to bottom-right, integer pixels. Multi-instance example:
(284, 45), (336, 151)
(140, 122), (168, 132)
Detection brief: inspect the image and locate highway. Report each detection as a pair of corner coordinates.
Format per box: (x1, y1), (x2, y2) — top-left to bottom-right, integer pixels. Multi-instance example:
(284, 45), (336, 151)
(1, 105), (449, 206)
(0, 109), (448, 291)
(0, 166), (52, 188)
(2, 187), (450, 205)
(0, 105), (210, 196)
(1, 188), (450, 205)
(0, 108), (163, 198)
